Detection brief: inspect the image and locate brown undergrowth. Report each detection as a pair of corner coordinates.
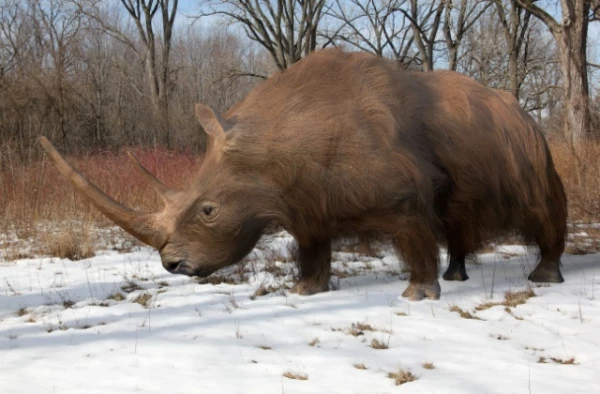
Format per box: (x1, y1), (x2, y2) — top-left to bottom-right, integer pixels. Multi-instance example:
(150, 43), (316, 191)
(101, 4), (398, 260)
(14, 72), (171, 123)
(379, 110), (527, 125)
(0, 147), (200, 260)
(1, 140), (598, 260)
(549, 140), (600, 224)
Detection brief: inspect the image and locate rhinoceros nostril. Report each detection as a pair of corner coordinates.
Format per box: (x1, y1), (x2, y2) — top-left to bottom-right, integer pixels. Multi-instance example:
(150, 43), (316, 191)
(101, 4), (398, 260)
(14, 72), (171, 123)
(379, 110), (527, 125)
(163, 260), (183, 273)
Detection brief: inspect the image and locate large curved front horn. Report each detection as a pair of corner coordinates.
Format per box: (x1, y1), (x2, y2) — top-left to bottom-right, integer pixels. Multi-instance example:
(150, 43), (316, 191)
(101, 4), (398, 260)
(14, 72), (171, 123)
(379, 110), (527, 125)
(39, 136), (165, 248)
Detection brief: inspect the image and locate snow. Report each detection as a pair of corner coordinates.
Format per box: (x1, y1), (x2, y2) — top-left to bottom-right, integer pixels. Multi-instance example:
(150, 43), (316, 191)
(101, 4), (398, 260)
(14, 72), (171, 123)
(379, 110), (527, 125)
(1, 232), (599, 393)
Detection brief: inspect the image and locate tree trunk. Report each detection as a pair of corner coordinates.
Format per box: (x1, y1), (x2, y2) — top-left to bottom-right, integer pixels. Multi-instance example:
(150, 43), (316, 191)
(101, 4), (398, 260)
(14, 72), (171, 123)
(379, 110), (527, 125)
(557, 6), (591, 146)
(508, 49), (519, 99)
(516, 0), (592, 145)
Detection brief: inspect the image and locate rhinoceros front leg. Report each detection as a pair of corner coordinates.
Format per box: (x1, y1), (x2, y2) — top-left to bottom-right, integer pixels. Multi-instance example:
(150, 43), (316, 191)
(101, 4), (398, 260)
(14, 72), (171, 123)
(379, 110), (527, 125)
(289, 238), (331, 295)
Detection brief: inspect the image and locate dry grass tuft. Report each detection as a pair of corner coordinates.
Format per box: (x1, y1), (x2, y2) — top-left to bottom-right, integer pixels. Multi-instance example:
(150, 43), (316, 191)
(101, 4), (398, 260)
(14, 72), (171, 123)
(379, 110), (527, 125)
(62, 300), (76, 309)
(256, 345), (272, 350)
(195, 274), (241, 286)
(121, 281), (142, 293)
(370, 338), (389, 349)
(537, 356), (576, 364)
(43, 227), (95, 261)
(476, 288), (536, 311)
(107, 292), (126, 301)
(550, 357), (577, 365)
(282, 371), (308, 380)
(349, 321), (375, 336)
(387, 369), (418, 386)
(133, 292), (152, 307)
(449, 305), (482, 320)
(422, 362), (435, 370)
(16, 307), (28, 317)
(308, 337), (320, 347)
(504, 289), (535, 307)
(354, 363), (368, 370)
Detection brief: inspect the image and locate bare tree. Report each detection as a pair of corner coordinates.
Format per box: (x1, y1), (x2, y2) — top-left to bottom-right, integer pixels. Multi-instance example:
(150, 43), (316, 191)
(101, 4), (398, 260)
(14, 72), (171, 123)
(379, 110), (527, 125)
(397, 0), (445, 71)
(442, 0), (492, 71)
(200, 0), (327, 71)
(30, 0), (82, 146)
(76, 0), (179, 147)
(493, 0), (532, 98)
(324, 0), (418, 66)
(0, 1), (31, 83)
(516, 0), (594, 144)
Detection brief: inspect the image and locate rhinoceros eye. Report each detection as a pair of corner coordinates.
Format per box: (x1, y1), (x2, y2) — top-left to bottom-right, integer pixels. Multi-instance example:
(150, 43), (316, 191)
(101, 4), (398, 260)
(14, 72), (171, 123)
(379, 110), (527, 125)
(200, 202), (220, 223)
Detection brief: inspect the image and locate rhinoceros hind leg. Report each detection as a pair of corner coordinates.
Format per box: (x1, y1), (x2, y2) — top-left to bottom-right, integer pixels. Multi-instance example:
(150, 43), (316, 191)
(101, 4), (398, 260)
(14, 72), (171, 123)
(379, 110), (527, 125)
(442, 255), (469, 281)
(528, 262), (564, 283)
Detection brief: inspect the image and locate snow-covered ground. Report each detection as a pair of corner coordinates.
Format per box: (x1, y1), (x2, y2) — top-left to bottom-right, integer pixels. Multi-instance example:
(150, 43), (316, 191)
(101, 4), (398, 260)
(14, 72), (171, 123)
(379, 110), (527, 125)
(1, 232), (599, 393)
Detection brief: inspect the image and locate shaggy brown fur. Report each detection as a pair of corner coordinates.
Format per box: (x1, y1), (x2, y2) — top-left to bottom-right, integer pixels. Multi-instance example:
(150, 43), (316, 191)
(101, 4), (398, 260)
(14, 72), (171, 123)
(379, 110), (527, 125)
(40, 49), (567, 301)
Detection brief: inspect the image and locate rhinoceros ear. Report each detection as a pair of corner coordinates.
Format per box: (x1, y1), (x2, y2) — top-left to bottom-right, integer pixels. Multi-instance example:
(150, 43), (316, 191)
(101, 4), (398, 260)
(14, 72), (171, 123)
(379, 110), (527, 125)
(195, 103), (229, 140)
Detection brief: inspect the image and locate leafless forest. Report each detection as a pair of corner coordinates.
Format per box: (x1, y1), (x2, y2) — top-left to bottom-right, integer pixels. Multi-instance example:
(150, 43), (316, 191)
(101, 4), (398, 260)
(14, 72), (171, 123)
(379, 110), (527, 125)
(0, 0), (599, 257)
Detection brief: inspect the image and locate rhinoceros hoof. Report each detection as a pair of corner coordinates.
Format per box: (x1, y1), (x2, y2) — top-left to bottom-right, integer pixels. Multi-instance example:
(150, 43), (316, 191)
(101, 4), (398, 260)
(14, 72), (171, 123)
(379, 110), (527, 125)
(402, 281), (441, 301)
(442, 269), (469, 282)
(289, 280), (329, 296)
(528, 266), (565, 283)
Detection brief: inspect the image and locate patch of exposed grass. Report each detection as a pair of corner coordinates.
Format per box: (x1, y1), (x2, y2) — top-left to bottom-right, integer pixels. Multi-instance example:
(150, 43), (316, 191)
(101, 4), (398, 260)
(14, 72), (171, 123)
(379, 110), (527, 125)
(256, 345), (272, 350)
(354, 363), (368, 370)
(422, 362), (435, 370)
(550, 357), (577, 365)
(43, 227), (95, 261)
(476, 288), (536, 311)
(16, 307), (28, 317)
(504, 289), (535, 307)
(62, 300), (75, 309)
(195, 274), (241, 285)
(395, 311), (408, 316)
(349, 321), (375, 336)
(107, 292), (125, 301)
(449, 305), (482, 320)
(370, 338), (389, 350)
(133, 292), (152, 308)
(121, 281), (142, 293)
(475, 302), (501, 311)
(282, 371), (308, 380)
(308, 337), (320, 347)
(387, 369), (418, 386)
